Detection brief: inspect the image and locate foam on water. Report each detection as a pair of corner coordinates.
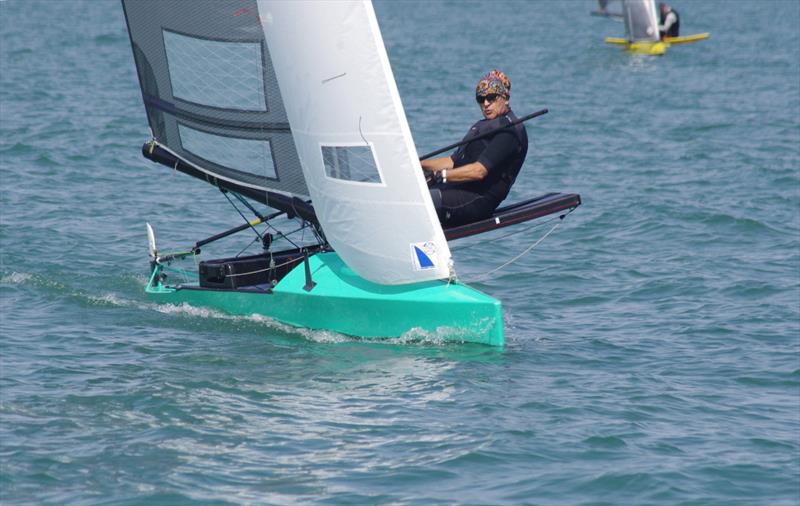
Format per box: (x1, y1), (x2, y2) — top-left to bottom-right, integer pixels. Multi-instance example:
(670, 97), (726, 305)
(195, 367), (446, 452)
(1, 272), (33, 284)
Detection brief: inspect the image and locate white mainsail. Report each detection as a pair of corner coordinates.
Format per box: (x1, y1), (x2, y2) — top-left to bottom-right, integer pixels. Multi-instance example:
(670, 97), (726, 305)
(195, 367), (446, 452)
(622, 0), (660, 42)
(256, 0), (452, 285)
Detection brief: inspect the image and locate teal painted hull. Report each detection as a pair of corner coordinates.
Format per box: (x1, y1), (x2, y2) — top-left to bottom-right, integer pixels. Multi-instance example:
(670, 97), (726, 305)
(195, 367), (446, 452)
(147, 252), (503, 346)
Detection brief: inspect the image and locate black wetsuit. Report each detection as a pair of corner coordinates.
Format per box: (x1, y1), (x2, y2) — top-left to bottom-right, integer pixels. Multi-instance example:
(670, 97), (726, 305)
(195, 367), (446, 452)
(430, 110), (528, 226)
(660, 8), (680, 38)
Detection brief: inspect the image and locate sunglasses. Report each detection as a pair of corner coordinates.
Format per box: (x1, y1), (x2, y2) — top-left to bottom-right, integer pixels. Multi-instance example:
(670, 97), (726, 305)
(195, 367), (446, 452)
(476, 93), (501, 104)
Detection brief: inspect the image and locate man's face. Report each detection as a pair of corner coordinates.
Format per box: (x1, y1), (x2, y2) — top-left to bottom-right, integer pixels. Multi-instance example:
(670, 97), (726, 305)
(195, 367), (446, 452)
(477, 93), (510, 120)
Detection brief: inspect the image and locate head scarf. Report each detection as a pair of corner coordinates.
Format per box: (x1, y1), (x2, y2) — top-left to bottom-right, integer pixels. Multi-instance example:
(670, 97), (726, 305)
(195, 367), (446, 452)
(475, 69), (510, 99)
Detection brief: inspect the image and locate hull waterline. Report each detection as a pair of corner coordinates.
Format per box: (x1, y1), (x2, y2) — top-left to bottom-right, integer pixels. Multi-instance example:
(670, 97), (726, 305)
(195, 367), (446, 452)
(147, 252), (504, 346)
(605, 32), (710, 55)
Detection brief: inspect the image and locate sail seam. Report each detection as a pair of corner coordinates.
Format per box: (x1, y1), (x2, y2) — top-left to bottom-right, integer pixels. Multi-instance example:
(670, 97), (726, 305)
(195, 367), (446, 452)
(143, 94), (290, 132)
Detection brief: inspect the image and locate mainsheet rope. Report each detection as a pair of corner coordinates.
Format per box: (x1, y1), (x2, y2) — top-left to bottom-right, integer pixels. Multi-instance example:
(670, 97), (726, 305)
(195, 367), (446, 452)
(222, 190), (263, 242)
(459, 207), (577, 283)
(449, 210), (570, 253)
(221, 189), (307, 253)
(465, 220), (562, 283)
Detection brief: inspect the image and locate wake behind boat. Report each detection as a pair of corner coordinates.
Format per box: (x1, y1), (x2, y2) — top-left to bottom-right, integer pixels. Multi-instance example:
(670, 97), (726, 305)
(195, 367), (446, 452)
(122, 0), (580, 346)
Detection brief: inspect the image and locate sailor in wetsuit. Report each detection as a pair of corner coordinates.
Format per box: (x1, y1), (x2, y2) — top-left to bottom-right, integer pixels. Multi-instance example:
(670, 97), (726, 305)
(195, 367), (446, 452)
(422, 69), (528, 227)
(658, 3), (680, 38)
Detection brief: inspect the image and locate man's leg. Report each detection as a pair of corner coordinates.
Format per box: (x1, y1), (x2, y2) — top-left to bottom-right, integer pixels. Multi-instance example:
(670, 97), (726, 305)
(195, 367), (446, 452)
(431, 187), (495, 227)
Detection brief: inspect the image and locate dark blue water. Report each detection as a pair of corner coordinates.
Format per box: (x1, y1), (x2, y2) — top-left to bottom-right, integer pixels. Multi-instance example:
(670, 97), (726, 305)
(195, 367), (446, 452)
(1, 0), (798, 504)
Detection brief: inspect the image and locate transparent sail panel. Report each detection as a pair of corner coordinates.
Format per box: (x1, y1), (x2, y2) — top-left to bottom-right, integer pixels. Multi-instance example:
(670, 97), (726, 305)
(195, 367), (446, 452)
(179, 124), (276, 179)
(163, 31), (267, 111)
(322, 146), (382, 183)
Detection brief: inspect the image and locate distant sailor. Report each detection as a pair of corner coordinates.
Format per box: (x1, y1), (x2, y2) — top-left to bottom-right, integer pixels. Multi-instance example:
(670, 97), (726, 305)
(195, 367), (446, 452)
(659, 2), (680, 38)
(422, 69), (528, 227)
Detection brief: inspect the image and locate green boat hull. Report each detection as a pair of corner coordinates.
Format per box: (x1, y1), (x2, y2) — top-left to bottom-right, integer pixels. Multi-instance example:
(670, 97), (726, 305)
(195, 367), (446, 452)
(146, 252), (503, 346)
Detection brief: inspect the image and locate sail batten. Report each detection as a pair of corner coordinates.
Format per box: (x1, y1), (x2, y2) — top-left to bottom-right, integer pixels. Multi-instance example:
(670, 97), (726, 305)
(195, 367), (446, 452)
(142, 94), (291, 132)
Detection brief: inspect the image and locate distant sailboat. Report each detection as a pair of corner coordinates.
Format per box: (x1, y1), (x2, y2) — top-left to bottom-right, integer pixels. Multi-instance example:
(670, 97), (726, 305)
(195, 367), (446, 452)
(605, 0), (709, 54)
(591, 0), (623, 19)
(122, 0), (580, 346)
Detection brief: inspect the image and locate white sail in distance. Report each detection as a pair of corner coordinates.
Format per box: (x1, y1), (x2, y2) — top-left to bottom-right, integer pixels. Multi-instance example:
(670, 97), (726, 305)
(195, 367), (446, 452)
(622, 0), (661, 42)
(256, 0), (452, 285)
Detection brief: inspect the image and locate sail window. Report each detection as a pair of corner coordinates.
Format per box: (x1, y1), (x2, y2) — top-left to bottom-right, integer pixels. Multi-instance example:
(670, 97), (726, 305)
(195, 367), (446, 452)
(321, 146), (382, 184)
(178, 125), (277, 179)
(163, 30), (267, 111)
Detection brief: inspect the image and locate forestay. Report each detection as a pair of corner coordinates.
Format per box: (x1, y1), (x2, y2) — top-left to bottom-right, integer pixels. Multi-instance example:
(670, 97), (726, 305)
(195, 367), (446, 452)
(622, 0), (660, 42)
(256, 0), (451, 285)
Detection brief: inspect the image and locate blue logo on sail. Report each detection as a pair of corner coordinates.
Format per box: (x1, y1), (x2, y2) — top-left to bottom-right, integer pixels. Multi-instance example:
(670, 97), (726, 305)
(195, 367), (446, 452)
(411, 242), (438, 270)
(414, 246), (434, 268)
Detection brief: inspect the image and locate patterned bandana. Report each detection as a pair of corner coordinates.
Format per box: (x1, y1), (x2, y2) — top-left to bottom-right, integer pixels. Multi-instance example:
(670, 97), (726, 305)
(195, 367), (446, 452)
(475, 69), (510, 98)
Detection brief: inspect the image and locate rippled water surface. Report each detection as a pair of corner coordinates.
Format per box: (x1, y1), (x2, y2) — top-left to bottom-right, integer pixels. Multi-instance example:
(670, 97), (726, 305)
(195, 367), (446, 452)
(1, 0), (798, 504)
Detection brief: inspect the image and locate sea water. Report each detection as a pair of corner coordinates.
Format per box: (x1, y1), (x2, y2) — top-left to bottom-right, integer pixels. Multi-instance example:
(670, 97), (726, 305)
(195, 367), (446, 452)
(1, 0), (798, 504)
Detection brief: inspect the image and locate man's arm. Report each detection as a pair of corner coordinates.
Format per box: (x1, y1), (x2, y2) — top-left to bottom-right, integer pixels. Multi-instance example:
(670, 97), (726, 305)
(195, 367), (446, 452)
(434, 161), (488, 183)
(423, 130), (519, 183)
(422, 155), (488, 183)
(660, 11), (677, 33)
(421, 156), (453, 172)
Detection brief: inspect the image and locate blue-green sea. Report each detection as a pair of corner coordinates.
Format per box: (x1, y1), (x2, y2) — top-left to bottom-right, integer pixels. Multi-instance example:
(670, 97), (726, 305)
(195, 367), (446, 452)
(1, 0), (798, 504)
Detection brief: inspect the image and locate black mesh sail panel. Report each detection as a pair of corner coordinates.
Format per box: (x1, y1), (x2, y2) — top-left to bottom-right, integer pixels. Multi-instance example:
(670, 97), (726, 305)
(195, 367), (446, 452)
(122, 0), (309, 198)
